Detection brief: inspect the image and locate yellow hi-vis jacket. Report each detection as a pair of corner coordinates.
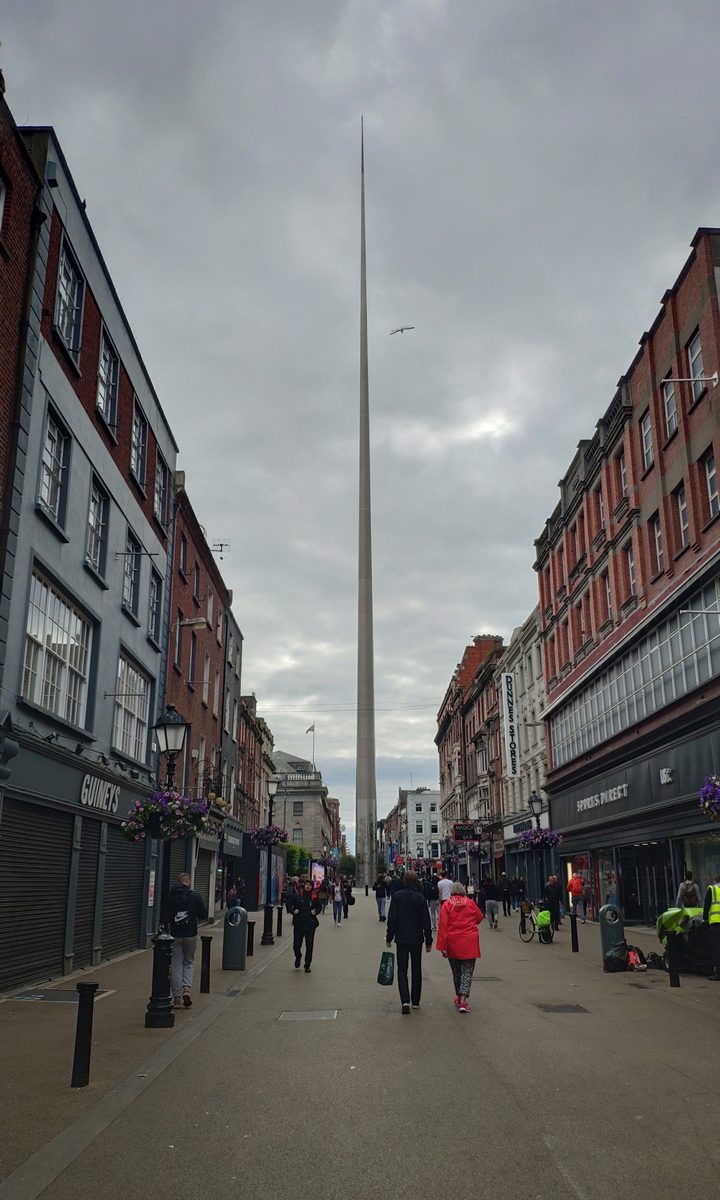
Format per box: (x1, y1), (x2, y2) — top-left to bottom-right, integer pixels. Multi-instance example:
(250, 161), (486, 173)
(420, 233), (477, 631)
(707, 884), (720, 924)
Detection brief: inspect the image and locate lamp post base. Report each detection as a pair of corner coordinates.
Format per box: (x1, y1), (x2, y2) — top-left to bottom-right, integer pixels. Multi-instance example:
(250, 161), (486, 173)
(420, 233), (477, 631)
(145, 928), (175, 1028)
(260, 903), (275, 946)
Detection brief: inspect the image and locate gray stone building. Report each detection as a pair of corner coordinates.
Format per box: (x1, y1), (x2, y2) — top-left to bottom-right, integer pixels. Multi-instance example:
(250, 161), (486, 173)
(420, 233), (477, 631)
(273, 750), (334, 860)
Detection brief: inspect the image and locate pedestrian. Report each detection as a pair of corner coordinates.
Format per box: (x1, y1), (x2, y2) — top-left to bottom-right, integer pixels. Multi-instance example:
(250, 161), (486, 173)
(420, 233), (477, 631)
(342, 877), (353, 919)
(169, 871), (208, 1010)
(676, 871), (702, 908)
(484, 876), (501, 929)
(385, 870), (432, 1014)
(567, 870), (586, 922)
(703, 874), (720, 981)
(372, 872), (389, 921)
(423, 873), (440, 931)
(543, 875), (563, 931)
(466, 876), (476, 900)
(289, 879), (323, 972)
(437, 870), (454, 905)
(283, 878), (300, 913)
(499, 872), (512, 917)
(517, 876), (527, 904)
(436, 881), (484, 1013)
(582, 878), (592, 920)
(332, 879), (344, 924)
(510, 877), (520, 911)
(317, 877), (329, 914)
(390, 871), (404, 898)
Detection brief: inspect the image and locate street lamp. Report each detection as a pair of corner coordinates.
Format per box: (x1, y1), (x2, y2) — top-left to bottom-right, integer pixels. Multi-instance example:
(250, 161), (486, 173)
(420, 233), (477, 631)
(145, 703), (190, 1030)
(529, 791), (543, 829)
(261, 776), (279, 946)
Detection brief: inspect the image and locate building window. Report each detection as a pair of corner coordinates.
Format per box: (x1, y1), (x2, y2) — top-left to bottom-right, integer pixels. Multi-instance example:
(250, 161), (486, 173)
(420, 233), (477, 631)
(602, 571), (612, 622)
(154, 453), (169, 526)
(193, 562), (200, 601)
(416, 844), (424, 859)
(148, 571), (162, 642)
(85, 478), (108, 574)
(130, 402), (148, 484)
(174, 609), (183, 668)
(415, 802), (423, 812)
(96, 332), (119, 430)
(188, 632), (197, 688)
(122, 530), (141, 615)
(649, 512), (664, 576)
(617, 450), (627, 497)
(232, 698), (238, 742)
(55, 240), (84, 358)
(663, 376), (677, 439)
(224, 688), (231, 733)
(688, 331), (705, 403)
(431, 822), (439, 834)
(197, 735), (206, 798)
(216, 608), (224, 645)
(430, 802), (437, 812)
(625, 541), (636, 596)
(594, 484), (605, 530)
(640, 410), (654, 471)
(179, 533), (188, 577)
(293, 801), (304, 817)
(39, 408), (70, 524)
(22, 572), (91, 726)
(112, 653), (150, 761)
(415, 822), (424, 834)
(675, 484), (689, 550)
(228, 631), (234, 666)
(292, 828), (303, 845)
(207, 589), (214, 627)
(202, 652), (210, 705)
(213, 669), (220, 716)
(703, 450), (719, 520)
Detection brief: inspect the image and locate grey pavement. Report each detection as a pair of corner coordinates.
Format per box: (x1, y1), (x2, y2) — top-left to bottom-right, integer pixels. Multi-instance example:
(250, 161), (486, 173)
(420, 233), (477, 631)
(2, 897), (720, 1199)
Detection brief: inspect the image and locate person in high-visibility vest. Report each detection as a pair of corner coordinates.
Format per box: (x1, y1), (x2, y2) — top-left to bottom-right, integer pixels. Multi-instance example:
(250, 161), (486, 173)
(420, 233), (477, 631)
(703, 875), (720, 981)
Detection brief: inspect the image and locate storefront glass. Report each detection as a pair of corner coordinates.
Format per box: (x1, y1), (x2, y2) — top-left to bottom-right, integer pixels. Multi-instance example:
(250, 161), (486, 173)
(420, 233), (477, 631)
(594, 848), (618, 910)
(681, 830), (720, 895)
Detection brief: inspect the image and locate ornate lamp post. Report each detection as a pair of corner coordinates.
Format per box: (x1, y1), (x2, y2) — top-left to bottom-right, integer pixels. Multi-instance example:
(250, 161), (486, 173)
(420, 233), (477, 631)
(529, 791), (543, 829)
(145, 704), (189, 1030)
(260, 777), (279, 946)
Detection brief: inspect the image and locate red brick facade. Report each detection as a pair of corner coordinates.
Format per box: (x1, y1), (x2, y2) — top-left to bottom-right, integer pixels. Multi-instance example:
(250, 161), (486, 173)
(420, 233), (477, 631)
(165, 482), (232, 804)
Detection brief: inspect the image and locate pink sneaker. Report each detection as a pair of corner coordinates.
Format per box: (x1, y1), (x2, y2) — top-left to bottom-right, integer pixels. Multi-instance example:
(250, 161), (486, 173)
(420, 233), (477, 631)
(453, 996), (460, 1007)
(458, 1002), (468, 1013)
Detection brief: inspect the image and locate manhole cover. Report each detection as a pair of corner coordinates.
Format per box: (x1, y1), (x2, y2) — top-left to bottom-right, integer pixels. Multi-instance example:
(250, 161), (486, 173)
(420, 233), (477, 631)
(279, 1009), (338, 1021)
(535, 1003), (589, 1013)
(13, 989), (112, 1003)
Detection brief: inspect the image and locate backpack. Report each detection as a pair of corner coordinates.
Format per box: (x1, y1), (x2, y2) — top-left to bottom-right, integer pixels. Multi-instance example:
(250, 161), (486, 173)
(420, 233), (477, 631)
(681, 881), (697, 908)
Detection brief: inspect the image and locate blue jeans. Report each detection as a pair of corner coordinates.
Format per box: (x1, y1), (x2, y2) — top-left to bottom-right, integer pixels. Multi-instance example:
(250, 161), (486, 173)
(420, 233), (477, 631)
(376, 896), (386, 919)
(333, 900), (343, 922)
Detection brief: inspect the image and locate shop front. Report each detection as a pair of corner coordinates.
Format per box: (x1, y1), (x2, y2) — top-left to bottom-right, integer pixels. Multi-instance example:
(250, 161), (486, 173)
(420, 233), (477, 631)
(550, 725), (720, 926)
(195, 808), (224, 919)
(0, 737), (155, 992)
(216, 818), (243, 909)
(503, 812), (553, 900)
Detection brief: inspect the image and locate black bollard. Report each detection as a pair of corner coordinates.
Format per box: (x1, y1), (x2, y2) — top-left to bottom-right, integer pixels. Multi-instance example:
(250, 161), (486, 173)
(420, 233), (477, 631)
(666, 930), (681, 988)
(276, 906), (283, 937)
(247, 920), (255, 957)
(71, 982), (99, 1088)
(200, 934), (212, 993)
(365, 884), (369, 897)
(570, 912), (579, 953)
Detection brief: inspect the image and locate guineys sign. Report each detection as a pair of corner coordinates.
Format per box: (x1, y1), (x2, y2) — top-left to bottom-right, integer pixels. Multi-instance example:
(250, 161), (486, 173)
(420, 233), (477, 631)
(80, 773), (120, 814)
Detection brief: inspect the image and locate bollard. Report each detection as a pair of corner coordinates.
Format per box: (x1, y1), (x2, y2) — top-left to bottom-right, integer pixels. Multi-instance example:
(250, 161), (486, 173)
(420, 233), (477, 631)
(365, 884), (369, 897)
(247, 920), (255, 957)
(666, 930), (681, 987)
(200, 935), (213, 993)
(570, 912), (579, 953)
(276, 906), (283, 937)
(71, 982), (99, 1088)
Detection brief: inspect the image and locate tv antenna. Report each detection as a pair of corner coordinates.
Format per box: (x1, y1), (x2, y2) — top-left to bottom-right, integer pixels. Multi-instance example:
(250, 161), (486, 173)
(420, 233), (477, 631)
(212, 540), (231, 560)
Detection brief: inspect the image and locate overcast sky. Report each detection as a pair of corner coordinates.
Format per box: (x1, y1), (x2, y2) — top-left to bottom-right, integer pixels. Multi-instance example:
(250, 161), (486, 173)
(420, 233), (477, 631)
(7, 1), (720, 849)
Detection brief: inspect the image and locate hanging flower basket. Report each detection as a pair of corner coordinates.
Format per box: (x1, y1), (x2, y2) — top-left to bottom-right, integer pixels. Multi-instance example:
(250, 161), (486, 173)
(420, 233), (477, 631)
(519, 828), (563, 850)
(698, 775), (720, 822)
(248, 823), (289, 849)
(121, 789), (209, 844)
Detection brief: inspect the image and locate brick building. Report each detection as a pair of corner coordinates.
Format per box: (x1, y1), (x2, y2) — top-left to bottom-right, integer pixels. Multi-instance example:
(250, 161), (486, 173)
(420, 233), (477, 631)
(535, 228), (720, 924)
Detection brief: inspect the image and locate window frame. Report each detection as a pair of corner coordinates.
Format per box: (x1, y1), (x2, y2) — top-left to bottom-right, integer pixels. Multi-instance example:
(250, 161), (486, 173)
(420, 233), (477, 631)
(38, 405), (71, 528)
(130, 399), (148, 487)
(153, 451), (169, 528)
(96, 328), (120, 433)
(85, 476), (109, 577)
(649, 512), (664, 576)
(179, 533), (188, 578)
(688, 331), (705, 403)
(703, 450), (719, 521)
(54, 236), (85, 361)
(111, 651), (151, 764)
(675, 484), (689, 550)
(640, 410), (654, 471)
(662, 375), (678, 440)
(625, 541), (636, 597)
(22, 570), (93, 729)
(188, 631), (197, 690)
(121, 528), (142, 617)
(148, 569), (162, 645)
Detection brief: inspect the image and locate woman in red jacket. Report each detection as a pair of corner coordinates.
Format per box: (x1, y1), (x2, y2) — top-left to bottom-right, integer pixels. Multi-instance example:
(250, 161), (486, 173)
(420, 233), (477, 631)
(436, 881), (484, 1013)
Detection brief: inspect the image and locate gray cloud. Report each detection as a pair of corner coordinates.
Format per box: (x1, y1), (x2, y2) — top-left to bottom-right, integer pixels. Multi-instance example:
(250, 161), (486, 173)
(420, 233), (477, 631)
(7, 0), (720, 843)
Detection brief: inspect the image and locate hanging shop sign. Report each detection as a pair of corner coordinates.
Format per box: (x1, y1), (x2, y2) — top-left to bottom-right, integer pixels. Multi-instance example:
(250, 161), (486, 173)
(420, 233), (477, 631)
(501, 673), (520, 778)
(452, 821), (482, 842)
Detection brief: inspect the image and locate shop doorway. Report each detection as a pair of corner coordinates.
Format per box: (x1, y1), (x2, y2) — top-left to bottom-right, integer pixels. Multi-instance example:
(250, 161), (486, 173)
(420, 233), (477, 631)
(616, 842), (673, 925)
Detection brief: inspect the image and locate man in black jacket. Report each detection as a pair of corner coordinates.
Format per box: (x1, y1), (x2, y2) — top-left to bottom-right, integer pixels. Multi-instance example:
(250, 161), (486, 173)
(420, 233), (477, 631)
(169, 872), (208, 1009)
(386, 871), (432, 1014)
(543, 875), (563, 931)
(288, 880), (323, 972)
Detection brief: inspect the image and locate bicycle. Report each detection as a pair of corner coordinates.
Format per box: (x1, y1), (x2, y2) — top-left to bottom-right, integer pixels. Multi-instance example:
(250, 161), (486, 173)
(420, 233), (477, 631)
(518, 900), (554, 944)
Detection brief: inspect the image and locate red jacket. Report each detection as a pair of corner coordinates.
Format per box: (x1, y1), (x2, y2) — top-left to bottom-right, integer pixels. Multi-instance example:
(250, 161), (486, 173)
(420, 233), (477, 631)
(436, 896), (484, 959)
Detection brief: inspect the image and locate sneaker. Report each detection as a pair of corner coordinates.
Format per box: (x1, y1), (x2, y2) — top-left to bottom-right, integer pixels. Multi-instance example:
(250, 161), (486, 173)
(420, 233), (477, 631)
(304, 965), (311, 973)
(411, 1004), (420, 1009)
(173, 998), (182, 1010)
(401, 1003), (411, 1015)
(458, 1003), (468, 1013)
(182, 992), (192, 1008)
(295, 957), (301, 968)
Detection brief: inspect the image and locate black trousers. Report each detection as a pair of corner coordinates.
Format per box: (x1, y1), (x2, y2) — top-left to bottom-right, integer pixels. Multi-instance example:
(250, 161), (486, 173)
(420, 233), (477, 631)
(293, 926), (316, 966)
(342, 899), (349, 918)
(502, 892), (512, 916)
(396, 942), (423, 1006)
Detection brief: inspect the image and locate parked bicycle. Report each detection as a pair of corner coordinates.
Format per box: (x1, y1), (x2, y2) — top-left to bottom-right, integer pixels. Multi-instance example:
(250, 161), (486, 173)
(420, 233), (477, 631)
(518, 900), (554, 944)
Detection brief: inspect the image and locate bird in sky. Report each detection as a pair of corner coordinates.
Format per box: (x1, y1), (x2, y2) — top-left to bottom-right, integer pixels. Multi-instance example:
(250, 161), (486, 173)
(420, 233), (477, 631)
(389, 326), (415, 335)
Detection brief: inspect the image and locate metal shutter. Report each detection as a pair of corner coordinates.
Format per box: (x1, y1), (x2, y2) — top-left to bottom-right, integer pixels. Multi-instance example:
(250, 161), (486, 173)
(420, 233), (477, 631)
(101, 824), (145, 958)
(169, 836), (188, 883)
(0, 798), (73, 991)
(194, 849), (212, 911)
(73, 817), (101, 969)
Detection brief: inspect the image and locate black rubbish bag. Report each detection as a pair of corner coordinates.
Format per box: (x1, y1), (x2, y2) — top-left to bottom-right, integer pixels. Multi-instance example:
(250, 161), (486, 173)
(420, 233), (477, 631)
(603, 939), (629, 973)
(377, 949), (395, 986)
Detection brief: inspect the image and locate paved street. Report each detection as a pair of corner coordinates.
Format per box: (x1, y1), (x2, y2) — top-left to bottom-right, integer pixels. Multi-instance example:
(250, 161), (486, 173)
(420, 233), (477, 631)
(2, 895), (720, 1200)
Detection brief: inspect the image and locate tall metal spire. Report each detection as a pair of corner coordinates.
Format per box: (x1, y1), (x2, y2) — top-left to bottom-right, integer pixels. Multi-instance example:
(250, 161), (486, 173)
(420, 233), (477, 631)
(355, 117), (377, 888)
